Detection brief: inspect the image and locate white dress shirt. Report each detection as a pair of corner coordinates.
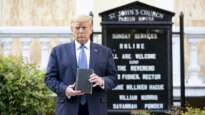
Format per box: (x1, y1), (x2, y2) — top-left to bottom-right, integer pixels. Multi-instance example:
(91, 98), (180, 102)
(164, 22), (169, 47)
(75, 40), (90, 68)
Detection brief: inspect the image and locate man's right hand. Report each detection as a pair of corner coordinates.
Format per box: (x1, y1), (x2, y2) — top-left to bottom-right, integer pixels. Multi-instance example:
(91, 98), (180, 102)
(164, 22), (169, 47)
(65, 83), (84, 98)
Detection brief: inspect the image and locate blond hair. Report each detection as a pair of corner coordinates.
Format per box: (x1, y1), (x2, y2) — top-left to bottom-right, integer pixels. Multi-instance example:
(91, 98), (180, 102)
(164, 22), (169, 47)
(71, 15), (92, 25)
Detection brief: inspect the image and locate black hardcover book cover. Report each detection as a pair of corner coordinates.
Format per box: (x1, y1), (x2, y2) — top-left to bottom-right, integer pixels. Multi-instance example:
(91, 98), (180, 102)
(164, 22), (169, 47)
(75, 68), (93, 94)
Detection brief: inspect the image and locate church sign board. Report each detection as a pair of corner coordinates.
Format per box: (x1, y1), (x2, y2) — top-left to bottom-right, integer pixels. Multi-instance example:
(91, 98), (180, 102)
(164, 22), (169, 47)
(99, 1), (175, 114)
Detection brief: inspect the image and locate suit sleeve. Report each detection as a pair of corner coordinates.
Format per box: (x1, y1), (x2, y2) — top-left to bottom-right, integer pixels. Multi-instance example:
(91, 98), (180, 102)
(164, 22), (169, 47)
(103, 48), (118, 91)
(44, 48), (67, 97)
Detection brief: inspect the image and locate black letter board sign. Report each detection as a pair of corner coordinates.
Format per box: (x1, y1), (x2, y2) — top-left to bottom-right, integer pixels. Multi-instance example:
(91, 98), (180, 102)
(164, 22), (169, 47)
(99, 1), (175, 114)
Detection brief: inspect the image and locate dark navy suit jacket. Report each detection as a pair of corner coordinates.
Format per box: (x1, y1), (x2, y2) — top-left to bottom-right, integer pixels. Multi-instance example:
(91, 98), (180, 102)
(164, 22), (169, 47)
(45, 42), (117, 115)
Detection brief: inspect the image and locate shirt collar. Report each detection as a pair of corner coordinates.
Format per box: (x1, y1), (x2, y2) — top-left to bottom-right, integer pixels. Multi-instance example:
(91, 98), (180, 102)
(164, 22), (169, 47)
(75, 40), (90, 49)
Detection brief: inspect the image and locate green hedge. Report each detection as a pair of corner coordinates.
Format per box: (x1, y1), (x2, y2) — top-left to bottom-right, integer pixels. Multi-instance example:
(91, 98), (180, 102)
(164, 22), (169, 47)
(183, 107), (205, 115)
(131, 106), (205, 115)
(0, 56), (54, 115)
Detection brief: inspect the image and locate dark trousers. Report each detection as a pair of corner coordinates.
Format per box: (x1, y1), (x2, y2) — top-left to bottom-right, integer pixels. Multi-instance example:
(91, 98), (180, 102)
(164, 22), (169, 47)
(78, 103), (89, 115)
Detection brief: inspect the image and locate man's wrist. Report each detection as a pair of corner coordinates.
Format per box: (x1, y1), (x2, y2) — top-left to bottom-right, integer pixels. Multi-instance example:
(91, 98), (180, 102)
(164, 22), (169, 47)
(67, 95), (71, 99)
(65, 86), (70, 98)
(100, 78), (105, 89)
(65, 85), (74, 99)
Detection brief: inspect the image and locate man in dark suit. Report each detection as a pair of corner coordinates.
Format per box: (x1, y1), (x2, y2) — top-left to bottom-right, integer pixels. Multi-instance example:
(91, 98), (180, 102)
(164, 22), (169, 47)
(45, 15), (117, 115)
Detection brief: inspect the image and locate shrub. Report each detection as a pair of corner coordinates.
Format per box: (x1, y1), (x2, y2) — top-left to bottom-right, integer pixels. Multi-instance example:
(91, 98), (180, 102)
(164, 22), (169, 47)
(182, 107), (205, 115)
(0, 56), (54, 115)
(166, 106), (205, 115)
(130, 106), (205, 115)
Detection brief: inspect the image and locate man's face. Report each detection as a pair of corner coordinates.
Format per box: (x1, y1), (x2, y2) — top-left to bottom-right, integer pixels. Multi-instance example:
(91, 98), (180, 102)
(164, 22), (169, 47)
(71, 21), (92, 44)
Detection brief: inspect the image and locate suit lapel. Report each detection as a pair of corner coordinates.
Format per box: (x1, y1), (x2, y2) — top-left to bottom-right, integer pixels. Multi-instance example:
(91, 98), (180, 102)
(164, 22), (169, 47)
(70, 42), (77, 75)
(89, 43), (99, 69)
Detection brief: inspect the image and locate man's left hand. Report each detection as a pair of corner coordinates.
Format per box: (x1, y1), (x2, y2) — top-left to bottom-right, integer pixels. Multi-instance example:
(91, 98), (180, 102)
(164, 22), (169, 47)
(89, 73), (104, 88)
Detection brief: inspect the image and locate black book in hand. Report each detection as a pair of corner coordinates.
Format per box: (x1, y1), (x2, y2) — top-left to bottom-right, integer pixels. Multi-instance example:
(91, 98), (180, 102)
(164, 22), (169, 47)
(75, 68), (93, 94)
